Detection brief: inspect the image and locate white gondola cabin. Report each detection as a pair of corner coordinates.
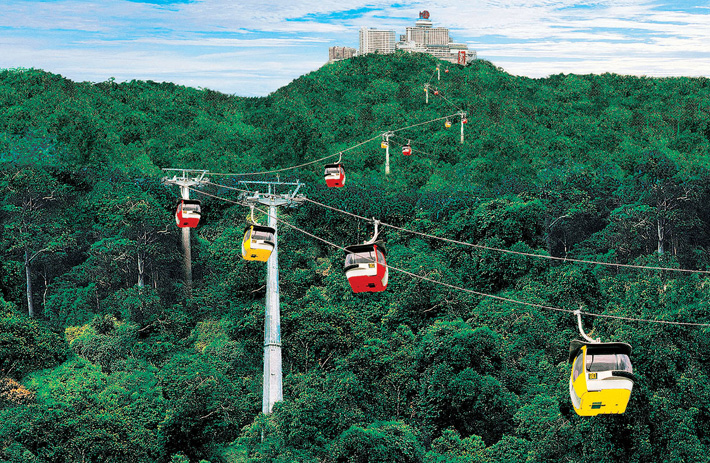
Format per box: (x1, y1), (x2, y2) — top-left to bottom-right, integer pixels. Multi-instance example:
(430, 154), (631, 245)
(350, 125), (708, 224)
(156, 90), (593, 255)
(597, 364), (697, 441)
(344, 241), (388, 293)
(241, 224), (276, 262)
(569, 340), (635, 416)
(175, 199), (202, 228)
(324, 162), (346, 188)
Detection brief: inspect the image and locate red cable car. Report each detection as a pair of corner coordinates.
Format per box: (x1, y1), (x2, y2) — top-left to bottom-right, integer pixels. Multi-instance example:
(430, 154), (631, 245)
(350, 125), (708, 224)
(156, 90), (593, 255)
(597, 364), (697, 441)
(175, 199), (201, 228)
(324, 162), (346, 188)
(402, 143), (412, 156)
(462, 117), (468, 124)
(344, 241), (388, 293)
(434, 89), (440, 95)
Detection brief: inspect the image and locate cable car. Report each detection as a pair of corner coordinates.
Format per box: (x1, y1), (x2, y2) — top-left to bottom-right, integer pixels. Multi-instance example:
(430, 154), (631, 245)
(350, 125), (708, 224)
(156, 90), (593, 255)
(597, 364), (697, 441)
(462, 117), (468, 124)
(569, 340), (635, 416)
(241, 224), (276, 262)
(402, 143), (412, 156)
(344, 241), (388, 293)
(434, 89), (440, 96)
(324, 162), (346, 188)
(175, 199), (201, 228)
(445, 119), (452, 128)
(381, 140), (389, 149)
(445, 69), (449, 73)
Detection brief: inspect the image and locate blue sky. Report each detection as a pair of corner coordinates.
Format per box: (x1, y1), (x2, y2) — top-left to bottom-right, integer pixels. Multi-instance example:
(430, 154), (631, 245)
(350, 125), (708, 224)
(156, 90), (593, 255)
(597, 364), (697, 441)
(1, 0), (708, 96)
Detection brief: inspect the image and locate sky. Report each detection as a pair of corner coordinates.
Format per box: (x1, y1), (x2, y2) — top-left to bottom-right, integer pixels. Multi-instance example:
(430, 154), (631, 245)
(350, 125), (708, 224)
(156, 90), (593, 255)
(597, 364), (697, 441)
(1, 0), (709, 97)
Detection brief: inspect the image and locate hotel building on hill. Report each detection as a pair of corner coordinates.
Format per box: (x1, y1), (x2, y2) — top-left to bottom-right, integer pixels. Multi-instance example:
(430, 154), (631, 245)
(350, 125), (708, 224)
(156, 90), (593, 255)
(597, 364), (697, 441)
(396, 11), (475, 64)
(352, 11), (475, 65)
(358, 28), (397, 55)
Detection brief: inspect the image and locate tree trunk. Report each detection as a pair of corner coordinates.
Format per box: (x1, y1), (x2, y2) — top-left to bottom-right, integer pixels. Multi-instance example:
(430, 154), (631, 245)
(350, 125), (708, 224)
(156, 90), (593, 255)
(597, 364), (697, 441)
(24, 249), (35, 318)
(137, 251), (145, 288)
(657, 217), (665, 255)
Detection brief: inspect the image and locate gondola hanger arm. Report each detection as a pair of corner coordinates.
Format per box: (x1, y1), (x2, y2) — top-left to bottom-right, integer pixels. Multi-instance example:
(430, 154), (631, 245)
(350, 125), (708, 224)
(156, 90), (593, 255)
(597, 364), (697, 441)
(575, 309), (600, 343)
(364, 218), (380, 244)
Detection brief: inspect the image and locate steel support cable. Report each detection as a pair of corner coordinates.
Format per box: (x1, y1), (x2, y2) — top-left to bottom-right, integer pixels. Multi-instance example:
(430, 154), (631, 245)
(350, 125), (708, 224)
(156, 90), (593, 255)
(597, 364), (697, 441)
(204, 180), (710, 276)
(431, 88), (465, 113)
(208, 113), (462, 178)
(381, 112), (461, 134)
(208, 135), (381, 177)
(425, 67), (438, 86)
(387, 133), (440, 158)
(294, 195), (710, 276)
(188, 187), (710, 328)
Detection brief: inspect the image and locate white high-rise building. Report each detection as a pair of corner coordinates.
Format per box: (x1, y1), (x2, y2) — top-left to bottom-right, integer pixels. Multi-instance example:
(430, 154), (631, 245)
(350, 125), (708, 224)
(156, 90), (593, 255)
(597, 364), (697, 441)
(396, 11), (476, 64)
(359, 28), (396, 55)
(329, 11), (476, 65)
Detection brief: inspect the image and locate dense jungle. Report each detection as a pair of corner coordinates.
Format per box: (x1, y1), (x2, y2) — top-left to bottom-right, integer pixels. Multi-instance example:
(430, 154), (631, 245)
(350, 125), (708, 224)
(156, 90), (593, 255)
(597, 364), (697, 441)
(2, 51), (710, 462)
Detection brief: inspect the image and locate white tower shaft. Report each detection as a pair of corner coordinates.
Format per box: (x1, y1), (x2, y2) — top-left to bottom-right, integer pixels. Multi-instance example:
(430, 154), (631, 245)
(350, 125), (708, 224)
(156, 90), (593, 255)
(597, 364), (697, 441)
(263, 202), (283, 414)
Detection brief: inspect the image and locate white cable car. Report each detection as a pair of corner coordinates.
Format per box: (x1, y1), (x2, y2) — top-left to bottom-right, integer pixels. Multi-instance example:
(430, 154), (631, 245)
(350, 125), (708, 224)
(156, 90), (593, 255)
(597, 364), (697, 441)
(343, 220), (388, 293)
(175, 199), (201, 228)
(568, 311), (636, 416)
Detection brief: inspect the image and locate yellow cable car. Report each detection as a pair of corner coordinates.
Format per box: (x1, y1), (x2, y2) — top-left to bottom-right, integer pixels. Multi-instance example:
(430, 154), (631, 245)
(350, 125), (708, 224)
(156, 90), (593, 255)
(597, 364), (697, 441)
(445, 119), (452, 128)
(569, 340), (635, 416)
(241, 224), (275, 262)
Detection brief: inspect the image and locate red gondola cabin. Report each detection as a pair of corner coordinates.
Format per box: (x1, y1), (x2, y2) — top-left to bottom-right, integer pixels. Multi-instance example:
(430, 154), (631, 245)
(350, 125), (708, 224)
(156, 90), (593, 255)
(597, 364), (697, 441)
(175, 199), (201, 228)
(324, 163), (346, 188)
(344, 241), (388, 293)
(402, 145), (412, 156)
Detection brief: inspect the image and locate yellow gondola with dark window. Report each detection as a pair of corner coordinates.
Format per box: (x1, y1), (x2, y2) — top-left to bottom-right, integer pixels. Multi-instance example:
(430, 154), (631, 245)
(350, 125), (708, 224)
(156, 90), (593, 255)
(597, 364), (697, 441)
(569, 339), (635, 416)
(241, 224), (276, 262)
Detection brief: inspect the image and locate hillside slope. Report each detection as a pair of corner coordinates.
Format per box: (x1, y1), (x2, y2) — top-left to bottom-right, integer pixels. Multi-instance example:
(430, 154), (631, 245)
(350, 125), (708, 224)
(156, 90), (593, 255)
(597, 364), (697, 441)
(2, 54), (710, 462)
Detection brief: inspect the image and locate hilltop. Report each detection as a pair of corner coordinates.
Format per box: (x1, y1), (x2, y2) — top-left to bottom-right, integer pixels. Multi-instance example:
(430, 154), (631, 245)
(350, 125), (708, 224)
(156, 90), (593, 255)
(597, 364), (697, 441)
(2, 53), (710, 462)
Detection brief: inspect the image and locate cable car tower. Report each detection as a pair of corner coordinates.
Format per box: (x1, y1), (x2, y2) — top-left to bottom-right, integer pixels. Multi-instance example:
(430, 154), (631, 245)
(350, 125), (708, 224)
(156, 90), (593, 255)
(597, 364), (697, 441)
(162, 168), (209, 292)
(381, 131), (393, 175)
(240, 180), (305, 415)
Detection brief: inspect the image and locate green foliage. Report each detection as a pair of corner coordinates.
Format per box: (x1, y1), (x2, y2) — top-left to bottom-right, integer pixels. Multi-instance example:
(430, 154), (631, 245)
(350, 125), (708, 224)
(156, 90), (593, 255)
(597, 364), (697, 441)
(327, 421), (425, 463)
(3, 55), (710, 462)
(0, 304), (68, 378)
(1, 359), (167, 463)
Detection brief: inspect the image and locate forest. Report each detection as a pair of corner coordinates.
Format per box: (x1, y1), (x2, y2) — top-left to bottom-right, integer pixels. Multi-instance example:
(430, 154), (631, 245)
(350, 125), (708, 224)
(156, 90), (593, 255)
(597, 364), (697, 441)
(2, 51), (710, 462)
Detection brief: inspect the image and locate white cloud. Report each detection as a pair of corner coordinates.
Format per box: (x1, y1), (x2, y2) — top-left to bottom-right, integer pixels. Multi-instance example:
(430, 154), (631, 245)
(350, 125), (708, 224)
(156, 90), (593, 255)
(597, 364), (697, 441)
(1, 0), (709, 95)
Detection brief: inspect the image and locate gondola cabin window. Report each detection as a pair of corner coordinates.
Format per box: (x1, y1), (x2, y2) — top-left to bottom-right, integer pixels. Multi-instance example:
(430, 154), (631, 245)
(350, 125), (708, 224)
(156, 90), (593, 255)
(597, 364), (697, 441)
(587, 353), (632, 373)
(251, 229), (274, 242)
(345, 249), (384, 267)
(572, 353), (584, 381)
